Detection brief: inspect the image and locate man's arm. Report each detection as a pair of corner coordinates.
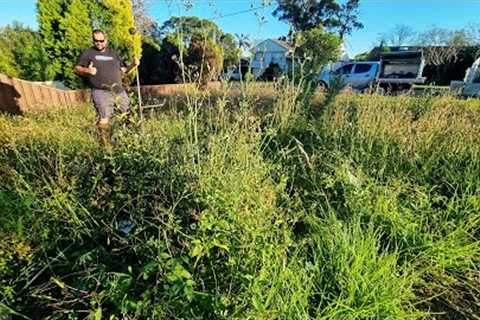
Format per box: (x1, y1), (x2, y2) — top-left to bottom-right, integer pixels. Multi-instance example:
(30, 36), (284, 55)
(121, 58), (140, 74)
(74, 61), (97, 76)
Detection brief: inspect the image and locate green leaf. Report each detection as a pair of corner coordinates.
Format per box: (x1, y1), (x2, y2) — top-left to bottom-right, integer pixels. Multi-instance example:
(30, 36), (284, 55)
(212, 240), (229, 252)
(94, 307), (102, 320)
(190, 239), (203, 257)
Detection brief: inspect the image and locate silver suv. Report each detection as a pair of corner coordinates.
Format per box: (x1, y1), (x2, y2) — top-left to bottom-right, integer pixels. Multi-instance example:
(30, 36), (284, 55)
(316, 62), (379, 90)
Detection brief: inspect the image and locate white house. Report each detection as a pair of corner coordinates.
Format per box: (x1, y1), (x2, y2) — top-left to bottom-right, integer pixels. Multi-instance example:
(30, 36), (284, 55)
(250, 39), (350, 79)
(250, 39), (293, 78)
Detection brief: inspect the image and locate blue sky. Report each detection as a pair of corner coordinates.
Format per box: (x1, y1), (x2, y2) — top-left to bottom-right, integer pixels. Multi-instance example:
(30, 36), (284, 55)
(1, 0), (480, 56)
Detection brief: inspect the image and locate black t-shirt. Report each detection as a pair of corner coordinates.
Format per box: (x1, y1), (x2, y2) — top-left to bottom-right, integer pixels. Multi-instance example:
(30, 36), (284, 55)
(76, 47), (126, 91)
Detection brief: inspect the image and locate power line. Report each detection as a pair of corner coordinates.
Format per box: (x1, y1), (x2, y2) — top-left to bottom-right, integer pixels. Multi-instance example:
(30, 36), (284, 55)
(208, 3), (275, 21)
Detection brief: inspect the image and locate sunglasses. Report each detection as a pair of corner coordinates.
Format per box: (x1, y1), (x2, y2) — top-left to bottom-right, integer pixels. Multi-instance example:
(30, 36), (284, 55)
(94, 39), (105, 43)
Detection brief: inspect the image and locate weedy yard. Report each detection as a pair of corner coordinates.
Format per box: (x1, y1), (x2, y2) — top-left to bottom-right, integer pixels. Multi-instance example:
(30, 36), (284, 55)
(0, 84), (479, 319)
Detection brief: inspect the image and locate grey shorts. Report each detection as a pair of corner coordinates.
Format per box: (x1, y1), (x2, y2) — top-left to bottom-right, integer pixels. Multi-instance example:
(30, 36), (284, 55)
(91, 88), (130, 119)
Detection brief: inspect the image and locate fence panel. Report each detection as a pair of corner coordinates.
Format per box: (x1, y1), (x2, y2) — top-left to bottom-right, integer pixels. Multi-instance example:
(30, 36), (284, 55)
(0, 73), (91, 113)
(1, 73), (223, 114)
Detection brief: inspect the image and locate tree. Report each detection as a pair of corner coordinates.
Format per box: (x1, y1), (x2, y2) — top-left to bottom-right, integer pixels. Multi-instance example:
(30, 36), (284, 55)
(60, 0), (94, 87)
(380, 24), (416, 46)
(0, 32), (19, 77)
(36, 0), (68, 82)
(236, 33), (252, 53)
(159, 16), (221, 39)
(185, 32), (223, 86)
(0, 22), (55, 81)
(95, 0), (142, 61)
(273, 0), (340, 32)
(273, 0), (363, 38)
(219, 33), (241, 69)
(335, 0), (363, 39)
(140, 29), (224, 85)
(158, 34), (183, 83)
(138, 34), (181, 84)
(158, 16), (239, 68)
(144, 16), (241, 84)
(465, 23), (480, 46)
(416, 27), (470, 66)
(132, 0), (155, 36)
(295, 26), (341, 76)
(235, 33), (252, 81)
(37, 0), (94, 87)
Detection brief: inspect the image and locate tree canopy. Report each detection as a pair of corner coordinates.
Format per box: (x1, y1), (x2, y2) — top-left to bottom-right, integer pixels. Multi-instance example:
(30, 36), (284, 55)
(157, 16), (240, 69)
(295, 26), (341, 76)
(0, 22), (55, 80)
(185, 32), (224, 86)
(273, 0), (363, 38)
(137, 16), (242, 85)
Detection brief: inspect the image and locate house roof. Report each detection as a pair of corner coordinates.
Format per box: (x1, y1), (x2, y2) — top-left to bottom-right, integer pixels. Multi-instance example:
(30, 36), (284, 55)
(253, 39), (293, 52)
(270, 39), (293, 51)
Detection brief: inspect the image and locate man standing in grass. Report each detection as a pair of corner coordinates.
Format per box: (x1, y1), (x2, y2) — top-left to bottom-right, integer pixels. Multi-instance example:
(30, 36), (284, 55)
(74, 29), (139, 144)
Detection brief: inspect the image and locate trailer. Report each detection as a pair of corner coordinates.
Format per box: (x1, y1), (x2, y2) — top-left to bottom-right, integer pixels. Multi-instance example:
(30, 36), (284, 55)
(375, 51), (427, 92)
(450, 57), (480, 97)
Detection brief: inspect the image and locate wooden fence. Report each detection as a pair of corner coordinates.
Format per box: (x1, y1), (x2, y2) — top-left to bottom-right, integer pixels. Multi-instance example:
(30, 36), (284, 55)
(0, 73), (223, 114)
(139, 82), (221, 98)
(0, 73), (90, 114)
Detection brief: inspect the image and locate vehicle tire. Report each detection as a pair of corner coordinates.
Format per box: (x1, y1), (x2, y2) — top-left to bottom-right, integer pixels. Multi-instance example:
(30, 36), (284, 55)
(317, 81), (328, 91)
(362, 85), (376, 94)
(401, 88), (414, 96)
(375, 86), (386, 95)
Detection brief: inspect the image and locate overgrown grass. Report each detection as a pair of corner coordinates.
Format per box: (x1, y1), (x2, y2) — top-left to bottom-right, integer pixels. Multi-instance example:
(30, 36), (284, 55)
(1, 86), (479, 319)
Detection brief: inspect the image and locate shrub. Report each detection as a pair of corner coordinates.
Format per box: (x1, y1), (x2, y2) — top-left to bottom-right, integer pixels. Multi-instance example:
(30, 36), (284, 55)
(186, 32), (224, 87)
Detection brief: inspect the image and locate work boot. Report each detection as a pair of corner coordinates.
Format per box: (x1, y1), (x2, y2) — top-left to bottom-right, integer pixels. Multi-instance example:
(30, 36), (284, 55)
(123, 112), (135, 128)
(97, 122), (112, 145)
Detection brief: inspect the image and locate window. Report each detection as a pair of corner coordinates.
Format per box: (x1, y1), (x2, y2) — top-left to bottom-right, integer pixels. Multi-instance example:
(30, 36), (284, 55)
(336, 64), (353, 75)
(354, 64), (373, 74)
(255, 53), (264, 61)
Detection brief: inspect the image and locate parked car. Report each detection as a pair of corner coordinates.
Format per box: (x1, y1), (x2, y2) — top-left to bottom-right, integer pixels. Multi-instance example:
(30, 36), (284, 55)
(222, 60), (251, 81)
(450, 57), (480, 97)
(316, 62), (379, 90)
(316, 51), (427, 93)
(222, 68), (242, 81)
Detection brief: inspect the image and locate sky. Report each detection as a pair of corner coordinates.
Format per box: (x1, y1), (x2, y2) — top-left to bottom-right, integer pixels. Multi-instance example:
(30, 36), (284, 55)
(1, 0), (480, 57)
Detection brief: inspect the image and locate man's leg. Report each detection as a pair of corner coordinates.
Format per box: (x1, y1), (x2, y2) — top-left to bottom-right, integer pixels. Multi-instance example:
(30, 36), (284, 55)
(92, 89), (114, 144)
(116, 90), (133, 126)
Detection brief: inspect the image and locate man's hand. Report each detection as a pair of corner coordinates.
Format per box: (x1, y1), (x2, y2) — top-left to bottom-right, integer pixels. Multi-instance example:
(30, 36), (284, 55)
(122, 58), (140, 74)
(74, 61), (97, 77)
(87, 61), (97, 76)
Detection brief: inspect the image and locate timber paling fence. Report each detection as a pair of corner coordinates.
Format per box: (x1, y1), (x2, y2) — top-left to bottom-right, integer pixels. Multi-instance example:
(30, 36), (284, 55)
(0, 73), (223, 114)
(0, 73), (91, 113)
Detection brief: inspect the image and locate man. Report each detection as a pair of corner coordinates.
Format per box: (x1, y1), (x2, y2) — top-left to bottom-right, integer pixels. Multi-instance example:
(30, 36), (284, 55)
(74, 29), (139, 144)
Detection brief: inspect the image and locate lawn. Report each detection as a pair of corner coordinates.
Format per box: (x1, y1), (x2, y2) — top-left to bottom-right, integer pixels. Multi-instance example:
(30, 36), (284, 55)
(1, 84), (479, 319)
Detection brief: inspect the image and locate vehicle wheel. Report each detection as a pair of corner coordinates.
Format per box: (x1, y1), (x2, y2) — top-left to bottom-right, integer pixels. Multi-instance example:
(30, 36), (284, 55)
(362, 86), (375, 94)
(400, 88), (414, 96)
(317, 81), (327, 91)
(375, 86), (386, 95)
